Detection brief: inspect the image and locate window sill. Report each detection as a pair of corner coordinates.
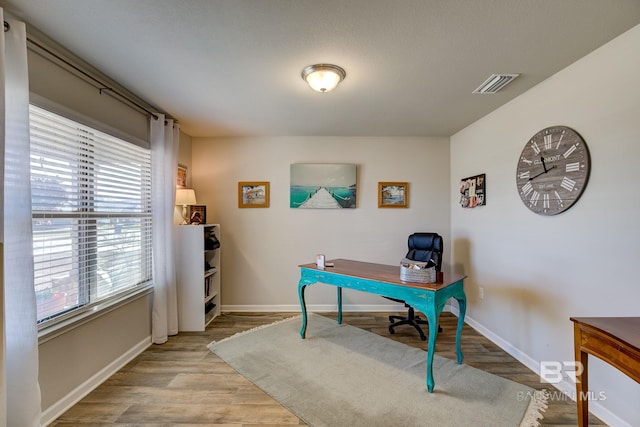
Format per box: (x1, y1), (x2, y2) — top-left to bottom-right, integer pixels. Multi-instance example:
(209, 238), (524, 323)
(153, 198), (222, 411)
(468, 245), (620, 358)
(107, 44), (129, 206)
(38, 284), (153, 344)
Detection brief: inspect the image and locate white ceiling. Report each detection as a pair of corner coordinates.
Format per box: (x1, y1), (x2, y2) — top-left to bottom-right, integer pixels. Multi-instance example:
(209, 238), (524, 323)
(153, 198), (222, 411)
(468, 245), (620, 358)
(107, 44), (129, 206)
(3, 0), (640, 138)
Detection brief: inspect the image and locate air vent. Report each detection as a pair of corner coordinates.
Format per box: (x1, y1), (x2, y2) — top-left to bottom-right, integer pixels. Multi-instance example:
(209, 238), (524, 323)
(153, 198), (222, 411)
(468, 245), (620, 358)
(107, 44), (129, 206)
(473, 74), (520, 94)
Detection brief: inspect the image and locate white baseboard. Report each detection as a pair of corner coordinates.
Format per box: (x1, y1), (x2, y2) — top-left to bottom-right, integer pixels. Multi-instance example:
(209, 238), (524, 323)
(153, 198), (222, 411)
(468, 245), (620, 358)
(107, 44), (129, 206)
(41, 336), (152, 426)
(450, 306), (631, 427)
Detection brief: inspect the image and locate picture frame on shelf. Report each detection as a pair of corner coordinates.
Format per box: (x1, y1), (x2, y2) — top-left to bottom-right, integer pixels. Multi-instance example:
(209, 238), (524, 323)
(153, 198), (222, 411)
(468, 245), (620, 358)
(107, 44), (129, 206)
(188, 205), (206, 224)
(378, 182), (408, 208)
(177, 164), (188, 188)
(238, 181), (270, 208)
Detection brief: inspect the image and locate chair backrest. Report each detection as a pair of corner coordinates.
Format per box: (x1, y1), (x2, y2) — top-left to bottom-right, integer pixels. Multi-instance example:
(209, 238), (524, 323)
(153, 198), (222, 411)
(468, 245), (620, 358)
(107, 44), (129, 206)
(405, 232), (443, 271)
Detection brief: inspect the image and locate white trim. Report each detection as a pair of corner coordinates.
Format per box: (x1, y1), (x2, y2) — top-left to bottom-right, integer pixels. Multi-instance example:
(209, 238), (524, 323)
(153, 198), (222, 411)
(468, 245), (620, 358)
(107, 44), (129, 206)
(586, 404), (634, 427)
(451, 306), (631, 427)
(40, 336), (152, 426)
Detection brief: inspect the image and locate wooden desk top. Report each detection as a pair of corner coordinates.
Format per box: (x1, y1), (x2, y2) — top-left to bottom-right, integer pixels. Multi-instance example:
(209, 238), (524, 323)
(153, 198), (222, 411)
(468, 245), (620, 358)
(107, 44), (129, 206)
(571, 317), (640, 353)
(299, 258), (467, 291)
(570, 317), (640, 426)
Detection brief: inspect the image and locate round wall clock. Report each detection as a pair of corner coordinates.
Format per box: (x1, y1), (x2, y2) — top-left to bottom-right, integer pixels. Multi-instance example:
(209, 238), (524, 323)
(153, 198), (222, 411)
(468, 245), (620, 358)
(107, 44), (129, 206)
(516, 126), (590, 215)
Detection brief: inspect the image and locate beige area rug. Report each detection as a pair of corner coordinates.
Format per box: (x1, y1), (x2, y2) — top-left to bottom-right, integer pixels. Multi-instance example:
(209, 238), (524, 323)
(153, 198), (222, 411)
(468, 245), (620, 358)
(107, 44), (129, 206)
(208, 314), (547, 427)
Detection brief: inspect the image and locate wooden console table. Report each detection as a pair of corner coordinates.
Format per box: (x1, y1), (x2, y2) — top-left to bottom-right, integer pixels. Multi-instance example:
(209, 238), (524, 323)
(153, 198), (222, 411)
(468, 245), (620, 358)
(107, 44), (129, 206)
(298, 258), (467, 393)
(570, 317), (640, 426)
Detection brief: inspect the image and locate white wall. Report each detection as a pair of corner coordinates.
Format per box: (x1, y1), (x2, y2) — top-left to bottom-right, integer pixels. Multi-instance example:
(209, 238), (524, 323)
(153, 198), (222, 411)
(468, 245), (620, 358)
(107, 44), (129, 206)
(191, 136), (450, 310)
(450, 24), (640, 427)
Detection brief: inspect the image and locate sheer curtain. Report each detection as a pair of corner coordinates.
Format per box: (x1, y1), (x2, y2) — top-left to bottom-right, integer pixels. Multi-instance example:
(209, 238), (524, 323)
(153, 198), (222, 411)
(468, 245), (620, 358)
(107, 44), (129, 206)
(150, 116), (180, 344)
(1, 10), (42, 427)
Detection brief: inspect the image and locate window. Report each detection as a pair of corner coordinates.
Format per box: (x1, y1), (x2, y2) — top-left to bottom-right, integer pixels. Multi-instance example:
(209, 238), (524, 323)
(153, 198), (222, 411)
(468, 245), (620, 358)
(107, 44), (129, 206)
(29, 104), (152, 324)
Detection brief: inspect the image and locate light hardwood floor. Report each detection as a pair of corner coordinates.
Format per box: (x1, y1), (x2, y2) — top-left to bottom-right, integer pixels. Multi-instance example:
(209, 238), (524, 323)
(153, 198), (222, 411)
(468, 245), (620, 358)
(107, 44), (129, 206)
(50, 312), (605, 426)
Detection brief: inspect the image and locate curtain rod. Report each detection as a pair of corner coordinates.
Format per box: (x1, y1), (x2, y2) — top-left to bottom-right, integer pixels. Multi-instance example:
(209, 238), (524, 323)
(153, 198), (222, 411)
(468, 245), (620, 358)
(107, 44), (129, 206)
(3, 19), (161, 121)
(27, 37), (159, 120)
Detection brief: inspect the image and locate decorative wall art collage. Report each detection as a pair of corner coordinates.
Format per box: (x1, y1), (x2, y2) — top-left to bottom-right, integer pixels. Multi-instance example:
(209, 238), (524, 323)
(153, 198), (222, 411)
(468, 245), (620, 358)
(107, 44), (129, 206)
(459, 173), (486, 208)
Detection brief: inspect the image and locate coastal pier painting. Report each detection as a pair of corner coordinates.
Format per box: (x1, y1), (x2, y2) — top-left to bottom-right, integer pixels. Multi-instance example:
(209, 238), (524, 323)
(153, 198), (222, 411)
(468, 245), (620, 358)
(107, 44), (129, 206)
(290, 163), (357, 209)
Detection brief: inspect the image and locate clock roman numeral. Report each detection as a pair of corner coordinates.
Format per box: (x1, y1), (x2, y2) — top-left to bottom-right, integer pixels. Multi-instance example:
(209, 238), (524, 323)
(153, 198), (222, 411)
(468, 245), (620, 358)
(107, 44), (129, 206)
(519, 171), (530, 180)
(566, 162), (580, 172)
(543, 193), (550, 209)
(563, 144), (577, 159)
(521, 181), (533, 197)
(544, 134), (553, 150)
(521, 156), (532, 165)
(555, 130), (565, 150)
(554, 190), (564, 208)
(529, 191), (540, 206)
(561, 176), (576, 192)
(531, 141), (541, 155)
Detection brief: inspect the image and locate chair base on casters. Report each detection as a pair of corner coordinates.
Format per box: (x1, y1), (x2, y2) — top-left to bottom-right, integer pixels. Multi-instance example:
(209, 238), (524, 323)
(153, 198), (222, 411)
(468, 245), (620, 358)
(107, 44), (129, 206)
(388, 306), (442, 341)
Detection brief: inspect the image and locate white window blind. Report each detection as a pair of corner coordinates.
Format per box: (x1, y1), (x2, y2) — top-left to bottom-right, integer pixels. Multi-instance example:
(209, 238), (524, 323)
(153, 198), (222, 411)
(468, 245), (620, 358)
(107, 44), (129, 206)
(29, 104), (153, 324)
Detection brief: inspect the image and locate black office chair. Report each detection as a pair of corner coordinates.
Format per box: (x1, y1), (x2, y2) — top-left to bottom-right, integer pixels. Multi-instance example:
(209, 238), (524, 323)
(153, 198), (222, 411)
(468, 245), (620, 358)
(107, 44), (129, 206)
(387, 232), (443, 341)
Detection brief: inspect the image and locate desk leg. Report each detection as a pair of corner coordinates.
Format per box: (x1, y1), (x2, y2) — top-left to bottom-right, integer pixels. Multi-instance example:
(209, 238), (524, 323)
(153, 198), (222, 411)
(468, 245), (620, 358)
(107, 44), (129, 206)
(337, 287), (342, 325)
(455, 294), (467, 365)
(298, 282), (308, 339)
(574, 325), (589, 427)
(423, 306), (439, 393)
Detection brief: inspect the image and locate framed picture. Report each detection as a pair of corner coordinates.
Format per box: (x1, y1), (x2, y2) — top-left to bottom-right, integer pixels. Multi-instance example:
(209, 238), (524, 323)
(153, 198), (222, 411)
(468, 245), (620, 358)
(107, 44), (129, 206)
(177, 164), (188, 188)
(290, 163), (357, 209)
(459, 173), (486, 208)
(188, 205), (206, 224)
(378, 182), (408, 208)
(238, 181), (270, 208)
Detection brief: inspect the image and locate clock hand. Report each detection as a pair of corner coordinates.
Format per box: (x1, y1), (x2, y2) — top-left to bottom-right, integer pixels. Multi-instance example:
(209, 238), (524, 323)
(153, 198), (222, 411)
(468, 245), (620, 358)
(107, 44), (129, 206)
(529, 170), (546, 181)
(528, 165), (557, 181)
(540, 156), (548, 173)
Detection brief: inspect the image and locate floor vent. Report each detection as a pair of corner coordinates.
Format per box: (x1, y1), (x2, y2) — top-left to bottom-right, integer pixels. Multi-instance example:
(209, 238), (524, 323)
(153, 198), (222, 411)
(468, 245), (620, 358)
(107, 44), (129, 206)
(473, 73), (519, 94)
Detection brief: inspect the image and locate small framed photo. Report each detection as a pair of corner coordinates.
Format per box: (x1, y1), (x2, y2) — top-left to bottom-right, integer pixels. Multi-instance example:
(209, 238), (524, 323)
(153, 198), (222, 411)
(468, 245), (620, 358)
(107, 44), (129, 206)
(378, 182), (408, 208)
(177, 164), (188, 188)
(188, 205), (206, 224)
(238, 181), (270, 208)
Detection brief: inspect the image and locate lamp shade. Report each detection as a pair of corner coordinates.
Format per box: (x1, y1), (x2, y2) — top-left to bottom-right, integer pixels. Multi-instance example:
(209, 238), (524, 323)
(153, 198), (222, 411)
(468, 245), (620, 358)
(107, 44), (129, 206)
(175, 188), (197, 206)
(301, 64), (346, 93)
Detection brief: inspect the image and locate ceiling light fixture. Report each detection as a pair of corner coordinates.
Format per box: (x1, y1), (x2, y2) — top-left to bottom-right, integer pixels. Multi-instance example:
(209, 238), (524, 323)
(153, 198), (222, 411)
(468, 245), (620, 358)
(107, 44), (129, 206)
(301, 64), (346, 93)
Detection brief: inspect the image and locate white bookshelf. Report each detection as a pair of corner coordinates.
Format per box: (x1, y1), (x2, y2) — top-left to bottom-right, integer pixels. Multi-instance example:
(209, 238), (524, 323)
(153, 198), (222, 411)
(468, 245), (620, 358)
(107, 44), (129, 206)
(175, 224), (220, 331)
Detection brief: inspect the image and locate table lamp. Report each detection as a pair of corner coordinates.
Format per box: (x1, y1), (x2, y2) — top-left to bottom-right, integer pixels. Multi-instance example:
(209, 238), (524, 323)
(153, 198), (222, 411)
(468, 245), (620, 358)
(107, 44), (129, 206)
(175, 188), (197, 224)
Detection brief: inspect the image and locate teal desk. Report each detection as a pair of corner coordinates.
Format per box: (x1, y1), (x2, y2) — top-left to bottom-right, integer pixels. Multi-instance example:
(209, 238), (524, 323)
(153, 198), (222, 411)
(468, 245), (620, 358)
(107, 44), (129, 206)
(297, 258), (467, 392)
